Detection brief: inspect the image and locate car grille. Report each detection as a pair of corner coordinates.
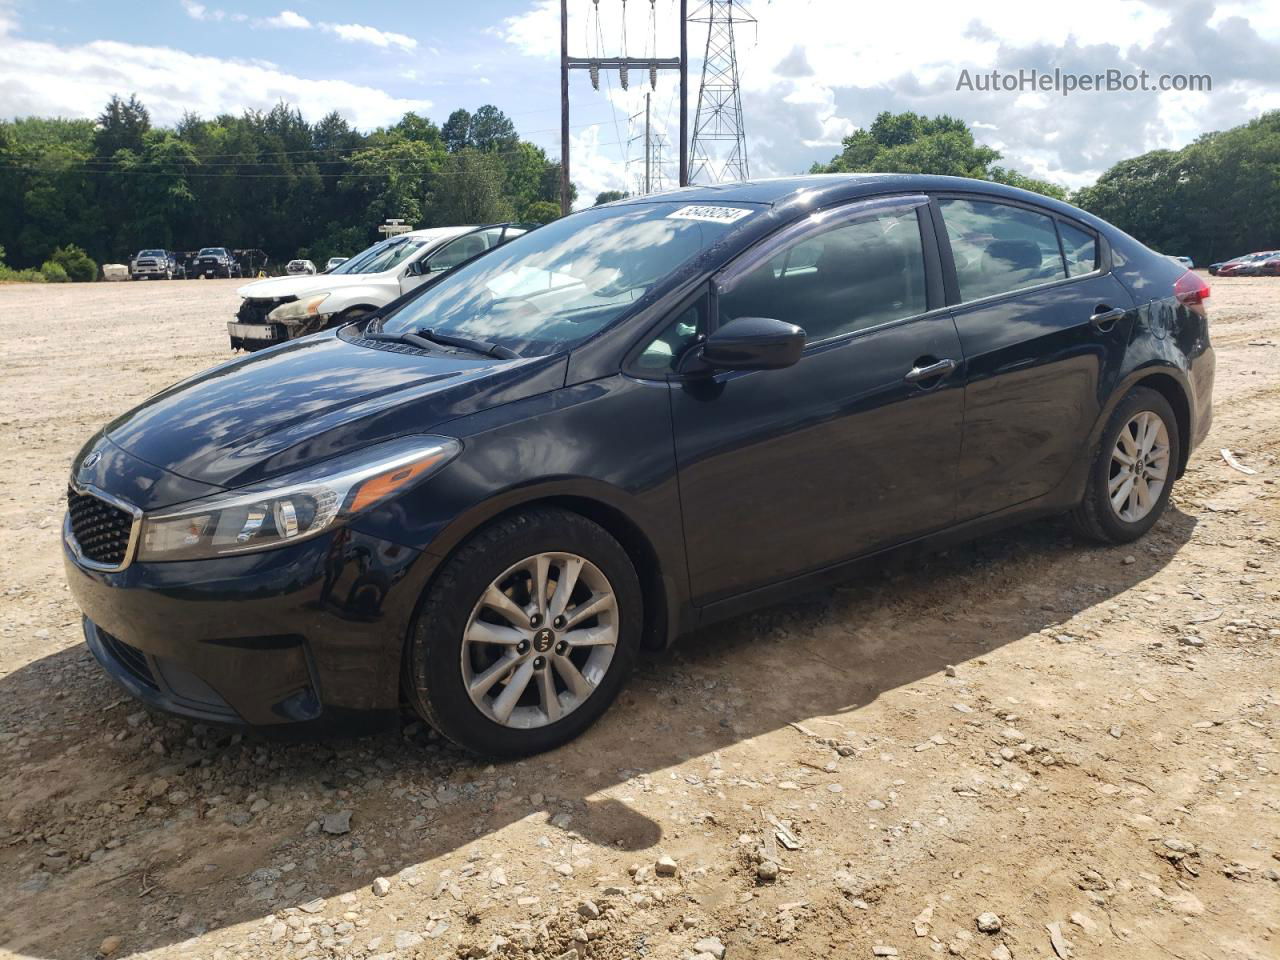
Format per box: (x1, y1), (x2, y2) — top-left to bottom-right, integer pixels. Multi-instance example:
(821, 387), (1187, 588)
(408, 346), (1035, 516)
(99, 630), (159, 691)
(237, 297), (295, 324)
(67, 487), (136, 567)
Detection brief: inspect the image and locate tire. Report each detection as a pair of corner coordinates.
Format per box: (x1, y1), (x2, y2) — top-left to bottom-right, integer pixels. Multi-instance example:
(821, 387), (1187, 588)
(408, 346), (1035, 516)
(404, 507), (643, 757)
(1072, 386), (1181, 544)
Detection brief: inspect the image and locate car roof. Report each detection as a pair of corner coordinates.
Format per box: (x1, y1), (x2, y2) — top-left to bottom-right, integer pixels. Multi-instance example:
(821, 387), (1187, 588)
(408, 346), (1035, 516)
(403, 225), (476, 241)
(606, 173), (1101, 230)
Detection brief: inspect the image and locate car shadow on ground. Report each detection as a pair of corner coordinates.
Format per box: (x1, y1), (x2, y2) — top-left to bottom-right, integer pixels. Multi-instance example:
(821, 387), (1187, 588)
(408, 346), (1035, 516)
(0, 508), (1197, 959)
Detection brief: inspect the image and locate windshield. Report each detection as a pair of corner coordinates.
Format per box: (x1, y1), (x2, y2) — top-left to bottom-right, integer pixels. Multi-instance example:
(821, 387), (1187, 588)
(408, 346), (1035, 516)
(138, 249), (165, 257)
(330, 236), (435, 275)
(198, 248), (226, 257)
(378, 202), (759, 355)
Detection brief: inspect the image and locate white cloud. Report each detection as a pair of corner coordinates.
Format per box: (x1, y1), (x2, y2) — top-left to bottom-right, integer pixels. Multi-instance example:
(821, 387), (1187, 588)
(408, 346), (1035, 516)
(262, 10), (310, 30)
(498, 0), (558, 58)
(320, 22), (417, 51)
(253, 10), (414, 51)
(500, 0), (1280, 193)
(0, 30), (431, 130)
(181, 0), (223, 22)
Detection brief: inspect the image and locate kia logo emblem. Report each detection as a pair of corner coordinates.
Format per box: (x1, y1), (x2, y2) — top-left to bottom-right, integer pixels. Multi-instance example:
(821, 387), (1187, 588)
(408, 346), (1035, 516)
(82, 451), (102, 470)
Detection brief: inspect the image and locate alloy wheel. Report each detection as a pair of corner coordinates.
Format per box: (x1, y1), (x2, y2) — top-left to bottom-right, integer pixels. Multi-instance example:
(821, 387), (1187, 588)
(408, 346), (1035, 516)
(460, 552), (618, 729)
(1108, 411), (1170, 523)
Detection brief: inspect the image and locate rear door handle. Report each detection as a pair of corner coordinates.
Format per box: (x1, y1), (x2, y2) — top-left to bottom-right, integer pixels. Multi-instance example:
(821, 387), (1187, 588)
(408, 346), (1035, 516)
(904, 358), (958, 383)
(1090, 305), (1126, 329)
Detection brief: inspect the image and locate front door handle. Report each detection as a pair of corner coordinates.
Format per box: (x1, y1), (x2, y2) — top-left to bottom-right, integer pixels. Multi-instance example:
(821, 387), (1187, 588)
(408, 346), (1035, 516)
(1090, 305), (1127, 330)
(904, 357), (958, 383)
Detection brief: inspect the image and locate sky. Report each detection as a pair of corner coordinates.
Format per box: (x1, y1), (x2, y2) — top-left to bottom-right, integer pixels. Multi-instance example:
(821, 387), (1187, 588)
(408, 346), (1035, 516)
(2, 0), (1279, 206)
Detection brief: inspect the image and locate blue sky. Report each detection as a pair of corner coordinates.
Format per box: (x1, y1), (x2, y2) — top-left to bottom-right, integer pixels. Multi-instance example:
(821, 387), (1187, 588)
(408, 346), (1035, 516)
(2, 0), (1279, 202)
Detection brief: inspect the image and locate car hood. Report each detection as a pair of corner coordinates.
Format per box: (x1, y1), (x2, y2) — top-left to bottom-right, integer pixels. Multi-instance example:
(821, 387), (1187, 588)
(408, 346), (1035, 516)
(102, 332), (567, 496)
(236, 272), (396, 300)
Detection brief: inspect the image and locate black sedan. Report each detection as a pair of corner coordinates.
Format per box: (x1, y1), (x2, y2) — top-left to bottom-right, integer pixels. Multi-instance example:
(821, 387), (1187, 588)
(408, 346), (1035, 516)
(63, 174), (1214, 756)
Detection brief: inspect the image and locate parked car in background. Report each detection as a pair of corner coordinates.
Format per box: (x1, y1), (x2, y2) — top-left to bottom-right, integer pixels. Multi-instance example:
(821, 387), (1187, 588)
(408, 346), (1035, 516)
(1236, 251), (1280, 276)
(325, 257), (348, 272)
(167, 252), (186, 279)
(130, 249), (172, 280)
(1168, 255), (1194, 269)
(65, 175), (1214, 755)
(286, 259), (317, 276)
(1258, 255), (1280, 276)
(227, 223), (530, 351)
(195, 247), (242, 279)
(1208, 256), (1247, 275)
(1213, 252), (1279, 276)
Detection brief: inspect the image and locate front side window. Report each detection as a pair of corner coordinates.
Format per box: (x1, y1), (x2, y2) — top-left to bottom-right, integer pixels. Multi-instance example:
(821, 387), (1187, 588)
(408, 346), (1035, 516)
(329, 236), (432, 276)
(718, 206), (928, 343)
(940, 198), (1066, 301)
(635, 299), (706, 373)
(379, 202), (759, 356)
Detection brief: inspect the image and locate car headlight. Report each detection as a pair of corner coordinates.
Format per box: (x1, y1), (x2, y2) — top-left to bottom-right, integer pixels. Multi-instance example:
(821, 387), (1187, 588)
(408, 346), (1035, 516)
(136, 436), (460, 562)
(268, 294), (331, 323)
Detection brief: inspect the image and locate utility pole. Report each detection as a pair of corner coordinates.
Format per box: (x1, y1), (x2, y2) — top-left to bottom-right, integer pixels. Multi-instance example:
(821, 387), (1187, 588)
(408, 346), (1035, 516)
(559, 1), (689, 212)
(559, 0), (571, 216)
(679, 0), (688, 186)
(644, 91), (652, 194)
(689, 0), (753, 183)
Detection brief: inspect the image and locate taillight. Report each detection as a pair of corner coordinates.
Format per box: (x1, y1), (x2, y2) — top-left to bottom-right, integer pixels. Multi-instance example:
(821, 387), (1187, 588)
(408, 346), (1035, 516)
(1174, 270), (1210, 306)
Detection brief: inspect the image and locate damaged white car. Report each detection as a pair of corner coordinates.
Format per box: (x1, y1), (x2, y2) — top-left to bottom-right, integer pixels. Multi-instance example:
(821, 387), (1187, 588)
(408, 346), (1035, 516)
(227, 223), (529, 351)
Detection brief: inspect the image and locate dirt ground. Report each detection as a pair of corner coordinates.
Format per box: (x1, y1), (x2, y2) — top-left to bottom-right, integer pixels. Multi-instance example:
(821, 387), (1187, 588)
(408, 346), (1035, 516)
(0, 276), (1276, 960)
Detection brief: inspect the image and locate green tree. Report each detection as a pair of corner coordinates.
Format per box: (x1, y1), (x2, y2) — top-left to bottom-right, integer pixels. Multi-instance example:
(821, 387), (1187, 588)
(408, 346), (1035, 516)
(523, 200), (562, 223)
(470, 105), (519, 153)
(1073, 111), (1280, 265)
(442, 109), (472, 153)
(430, 148), (514, 224)
(594, 190), (630, 205)
(48, 244), (97, 281)
(95, 94), (151, 158)
(40, 260), (70, 282)
(813, 110), (1065, 198)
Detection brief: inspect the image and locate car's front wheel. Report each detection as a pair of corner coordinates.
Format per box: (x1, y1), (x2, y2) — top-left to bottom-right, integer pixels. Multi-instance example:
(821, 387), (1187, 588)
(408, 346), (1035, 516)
(1072, 386), (1181, 543)
(404, 507), (642, 756)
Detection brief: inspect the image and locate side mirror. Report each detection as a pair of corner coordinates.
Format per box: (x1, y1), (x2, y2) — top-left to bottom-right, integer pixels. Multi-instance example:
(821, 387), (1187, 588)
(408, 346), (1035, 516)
(404, 260), (424, 277)
(699, 316), (805, 371)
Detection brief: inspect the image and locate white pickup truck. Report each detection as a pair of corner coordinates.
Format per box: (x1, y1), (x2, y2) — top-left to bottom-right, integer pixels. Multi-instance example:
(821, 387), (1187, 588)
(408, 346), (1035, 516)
(227, 223), (529, 351)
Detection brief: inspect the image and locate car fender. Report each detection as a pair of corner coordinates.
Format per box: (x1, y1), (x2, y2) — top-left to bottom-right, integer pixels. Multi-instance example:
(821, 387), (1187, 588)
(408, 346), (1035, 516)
(318, 284), (398, 315)
(407, 475), (687, 649)
(1085, 358), (1194, 468)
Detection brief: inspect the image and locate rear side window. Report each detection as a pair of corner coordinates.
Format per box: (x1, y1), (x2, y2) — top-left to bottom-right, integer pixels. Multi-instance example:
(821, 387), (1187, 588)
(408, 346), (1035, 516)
(719, 206), (928, 343)
(1058, 221), (1098, 277)
(940, 198), (1066, 301)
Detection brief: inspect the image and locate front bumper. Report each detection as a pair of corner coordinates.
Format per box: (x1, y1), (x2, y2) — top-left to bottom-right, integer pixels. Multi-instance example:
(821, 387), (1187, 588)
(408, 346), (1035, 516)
(66, 527), (435, 736)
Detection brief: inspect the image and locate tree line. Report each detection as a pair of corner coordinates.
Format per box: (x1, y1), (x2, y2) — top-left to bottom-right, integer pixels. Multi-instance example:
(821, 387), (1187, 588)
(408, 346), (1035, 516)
(0, 95), (570, 277)
(2, 97), (1276, 280)
(812, 109), (1280, 267)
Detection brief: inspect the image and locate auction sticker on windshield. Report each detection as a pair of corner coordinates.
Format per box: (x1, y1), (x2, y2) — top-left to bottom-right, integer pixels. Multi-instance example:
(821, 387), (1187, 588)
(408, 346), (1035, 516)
(667, 205), (754, 224)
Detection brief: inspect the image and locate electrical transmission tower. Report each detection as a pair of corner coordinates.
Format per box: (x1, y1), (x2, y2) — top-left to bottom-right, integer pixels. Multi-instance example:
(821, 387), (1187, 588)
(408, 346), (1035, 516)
(688, 1), (754, 183)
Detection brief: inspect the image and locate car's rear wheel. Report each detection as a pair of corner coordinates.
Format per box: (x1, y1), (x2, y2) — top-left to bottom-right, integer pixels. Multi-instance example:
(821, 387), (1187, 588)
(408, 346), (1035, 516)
(1072, 386), (1180, 544)
(404, 507), (642, 756)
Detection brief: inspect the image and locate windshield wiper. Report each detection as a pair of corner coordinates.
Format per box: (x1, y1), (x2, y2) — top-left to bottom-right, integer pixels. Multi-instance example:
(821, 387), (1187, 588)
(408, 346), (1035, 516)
(364, 327), (518, 360)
